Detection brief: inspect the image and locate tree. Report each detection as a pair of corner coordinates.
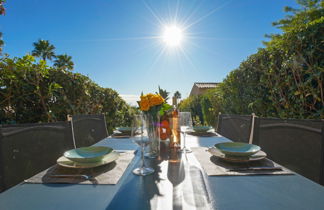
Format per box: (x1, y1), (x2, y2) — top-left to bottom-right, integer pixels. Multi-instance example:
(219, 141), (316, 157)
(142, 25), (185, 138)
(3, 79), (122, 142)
(0, 1), (5, 55)
(179, 0), (324, 121)
(0, 32), (4, 55)
(0, 54), (135, 131)
(173, 91), (181, 100)
(32, 39), (56, 61)
(0, 55), (62, 123)
(218, 0), (324, 119)
(0, 0), (5, 15)
(179, 95), (204, 125)
(157, 86), (170, 100)
(54, 54), (74, 70)
(272, 0), (324, 32)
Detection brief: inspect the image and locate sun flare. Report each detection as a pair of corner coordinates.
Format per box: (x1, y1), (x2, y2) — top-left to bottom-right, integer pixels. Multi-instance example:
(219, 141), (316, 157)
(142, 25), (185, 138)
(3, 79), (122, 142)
(162, 25), (184, 47)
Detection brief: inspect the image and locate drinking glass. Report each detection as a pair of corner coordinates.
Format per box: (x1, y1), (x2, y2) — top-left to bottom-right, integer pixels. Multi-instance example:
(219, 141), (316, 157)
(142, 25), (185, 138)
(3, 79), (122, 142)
(131, 114), (155, 176)
(179, 112), (193, 153)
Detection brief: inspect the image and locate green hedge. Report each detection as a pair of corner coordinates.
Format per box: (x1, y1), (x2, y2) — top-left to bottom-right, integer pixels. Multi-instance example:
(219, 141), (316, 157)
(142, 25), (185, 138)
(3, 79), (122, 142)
(0, 55), (136, 133)
(180, 1), (324, 123)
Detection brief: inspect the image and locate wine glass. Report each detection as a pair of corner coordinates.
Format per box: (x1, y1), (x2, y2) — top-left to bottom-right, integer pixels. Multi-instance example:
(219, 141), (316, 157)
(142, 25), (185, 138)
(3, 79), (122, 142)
(179, 112), (193, 153)
(131, 114), (155, 176)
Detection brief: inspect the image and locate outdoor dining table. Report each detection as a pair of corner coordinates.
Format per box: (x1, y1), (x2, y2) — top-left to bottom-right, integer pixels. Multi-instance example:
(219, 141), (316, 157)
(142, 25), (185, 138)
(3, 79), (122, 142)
(1, 134), (324, 210)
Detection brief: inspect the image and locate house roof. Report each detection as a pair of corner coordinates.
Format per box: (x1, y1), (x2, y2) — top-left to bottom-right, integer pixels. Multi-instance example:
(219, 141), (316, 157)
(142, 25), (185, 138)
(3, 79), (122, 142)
(189, 82), (219, 96)
(194, 82), (219, 89)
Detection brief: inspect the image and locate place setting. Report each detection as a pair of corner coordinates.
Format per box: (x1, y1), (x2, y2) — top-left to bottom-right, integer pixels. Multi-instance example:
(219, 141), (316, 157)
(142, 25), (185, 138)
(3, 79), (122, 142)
(111, 127), (133, 138)
(187, 125), (218, 137)
(191, 142), (293, 176)
(25, 146), (136, 185)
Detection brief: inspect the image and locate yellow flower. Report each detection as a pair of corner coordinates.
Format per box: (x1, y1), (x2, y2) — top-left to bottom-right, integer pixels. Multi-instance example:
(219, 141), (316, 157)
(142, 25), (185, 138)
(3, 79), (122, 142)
(140, 97), (150, 111)
(146, 93), (154, 99)
(149, 94), (164, 106)
(139, 93), (165, 111)
(140, 95), (146, 100)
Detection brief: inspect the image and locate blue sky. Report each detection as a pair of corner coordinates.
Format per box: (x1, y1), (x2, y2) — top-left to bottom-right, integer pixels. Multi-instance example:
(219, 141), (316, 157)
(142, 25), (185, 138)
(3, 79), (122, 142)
(1, 0), (299, 105)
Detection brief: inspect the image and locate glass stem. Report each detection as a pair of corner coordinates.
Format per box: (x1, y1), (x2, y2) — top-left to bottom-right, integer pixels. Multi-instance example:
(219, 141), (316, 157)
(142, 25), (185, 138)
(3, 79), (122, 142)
(183, 133), (186, 149)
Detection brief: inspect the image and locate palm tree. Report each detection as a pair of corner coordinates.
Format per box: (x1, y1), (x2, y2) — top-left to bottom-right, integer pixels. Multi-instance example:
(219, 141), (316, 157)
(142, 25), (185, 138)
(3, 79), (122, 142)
(1, 1), (6, 55)
(172, 91), (181, 106)
(32, 39), (56, 61)
(157, 86), (170, 100)
(0, 0), (5, 15)
(0, 32), (4, 55)
(173, 91), (181, 100)
(54, 54), (74, 70)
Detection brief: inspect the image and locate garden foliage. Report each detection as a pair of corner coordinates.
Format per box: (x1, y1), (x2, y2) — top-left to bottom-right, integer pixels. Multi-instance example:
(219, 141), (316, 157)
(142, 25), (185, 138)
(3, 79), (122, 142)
(0, 55), (136, 133)
(180, 0), (324, 125)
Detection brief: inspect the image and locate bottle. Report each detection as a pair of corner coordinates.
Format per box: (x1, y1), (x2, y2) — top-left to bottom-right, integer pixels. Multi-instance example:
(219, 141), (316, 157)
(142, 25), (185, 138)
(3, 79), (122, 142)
(159, 138), (169, 160)
(170, 107), (181, 148)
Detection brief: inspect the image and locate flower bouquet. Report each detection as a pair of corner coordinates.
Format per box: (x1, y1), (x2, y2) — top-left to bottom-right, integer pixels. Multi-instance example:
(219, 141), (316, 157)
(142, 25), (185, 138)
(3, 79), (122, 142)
(138, 93), (172, 158)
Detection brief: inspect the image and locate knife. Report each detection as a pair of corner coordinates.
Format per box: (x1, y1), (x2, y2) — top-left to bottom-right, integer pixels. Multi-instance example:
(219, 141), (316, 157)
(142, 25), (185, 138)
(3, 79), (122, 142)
(227, 166), (282, 172)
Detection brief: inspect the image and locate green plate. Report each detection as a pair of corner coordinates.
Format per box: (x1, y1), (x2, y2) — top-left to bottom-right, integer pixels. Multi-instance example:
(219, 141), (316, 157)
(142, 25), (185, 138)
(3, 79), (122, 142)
(58, 151), (119, 168)
(64, 146), (113, 163)
(116, 127), (132, 134)
(193, 126), (213, 133)
(214, 142), (260, 157)
(208, 147), (266, 163)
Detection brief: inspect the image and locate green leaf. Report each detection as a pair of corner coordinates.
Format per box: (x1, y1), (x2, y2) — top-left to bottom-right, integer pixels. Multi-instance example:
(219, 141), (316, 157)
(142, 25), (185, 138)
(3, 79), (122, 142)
(294, 91), (301, 95)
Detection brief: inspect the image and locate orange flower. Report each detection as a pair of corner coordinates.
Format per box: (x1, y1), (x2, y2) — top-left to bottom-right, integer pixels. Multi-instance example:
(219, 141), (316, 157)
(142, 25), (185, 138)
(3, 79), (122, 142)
(140, 95), (146, 100)
(146, 93), (154, 99)
(139, 93), (165, 111)
(139, 97), (150, 111)
(149, 94), (164, 106)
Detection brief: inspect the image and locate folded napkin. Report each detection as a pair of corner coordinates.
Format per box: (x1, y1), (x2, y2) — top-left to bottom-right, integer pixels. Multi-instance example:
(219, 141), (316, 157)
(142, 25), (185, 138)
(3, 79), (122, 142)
(192, 147), (293, 176)
(25, 150), (136, 185)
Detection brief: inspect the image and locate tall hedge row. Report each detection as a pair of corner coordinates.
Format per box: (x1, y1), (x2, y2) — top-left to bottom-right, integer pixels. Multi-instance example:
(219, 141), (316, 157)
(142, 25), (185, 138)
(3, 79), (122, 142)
(0, 54), (135, 133)
(180, 0), (324, 125)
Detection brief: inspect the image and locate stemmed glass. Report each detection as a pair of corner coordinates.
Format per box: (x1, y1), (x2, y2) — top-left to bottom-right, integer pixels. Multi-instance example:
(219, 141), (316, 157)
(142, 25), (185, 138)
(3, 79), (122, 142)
(131, 114), (155, 176)
(179, 112), (193, 153)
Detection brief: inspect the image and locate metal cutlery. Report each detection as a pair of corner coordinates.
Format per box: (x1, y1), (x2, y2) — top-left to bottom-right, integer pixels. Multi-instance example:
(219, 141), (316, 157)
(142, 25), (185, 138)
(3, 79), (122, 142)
(115, 149), (138, 154)
(227, 166), (283, 172)
(49, 174), (92, 180)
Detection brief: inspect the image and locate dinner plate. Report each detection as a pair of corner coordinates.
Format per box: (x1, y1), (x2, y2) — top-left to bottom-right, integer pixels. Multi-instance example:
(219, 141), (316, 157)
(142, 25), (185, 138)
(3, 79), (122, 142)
(187, 131), (217, 137)
(57, 151), (119, 169)
(116, 127), (132, 134)
(64, 146), (113, 163)
(214, 142), (260, 157)
(208, 147), (266, 163)
(192, 126), (213, 133)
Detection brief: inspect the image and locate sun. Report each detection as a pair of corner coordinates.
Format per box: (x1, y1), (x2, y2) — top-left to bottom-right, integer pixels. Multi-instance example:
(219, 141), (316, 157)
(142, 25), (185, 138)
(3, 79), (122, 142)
(162, 25), (184, 47)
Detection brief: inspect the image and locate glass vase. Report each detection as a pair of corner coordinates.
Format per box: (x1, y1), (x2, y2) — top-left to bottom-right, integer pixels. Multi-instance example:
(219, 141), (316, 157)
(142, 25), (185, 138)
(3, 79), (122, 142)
(143, 114), (160, 158)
